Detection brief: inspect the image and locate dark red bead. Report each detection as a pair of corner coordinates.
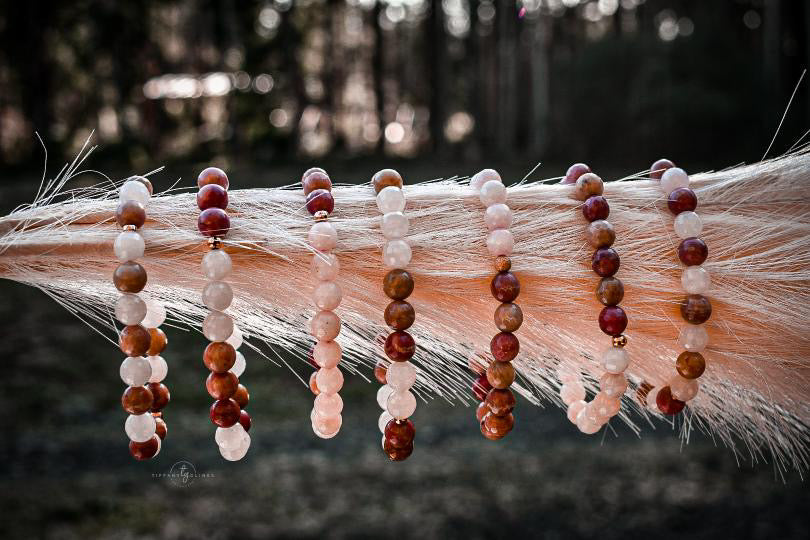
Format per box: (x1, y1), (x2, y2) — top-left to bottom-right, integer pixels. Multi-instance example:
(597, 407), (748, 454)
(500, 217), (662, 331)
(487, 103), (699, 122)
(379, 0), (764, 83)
(384, 331), (416, 361)
(667, 188), (698, 215)
(147, 382), (171, 412)
(582, 195), (610, 222)
(485, 388), (516, 416)
(678, 238), (708, 266)
(209, 398), (241, 427)
(656, 385), (686, 415)
(598, 306), (628, 336)
(154, 417), (167, 440)
(197, 183), (229, 210)
(197, 167), (229, 190)
(592, 248), (620, 277)
(198, 208), (230, 238)
(374, 361), (388, 384)
(384, 419), (415, 448)
(306, 188), (335, 215)
(302, 170), (332, 195)
(563, 163), (591, 184)
(129, 435), (160, 461)
(491, 271), (520, 303)
(239, 410), (252, 432)
(473, 373), (492, 401)
(650, 158), (675, 180)
(383, 439), (413, 461)
(490, 331), (520, 362)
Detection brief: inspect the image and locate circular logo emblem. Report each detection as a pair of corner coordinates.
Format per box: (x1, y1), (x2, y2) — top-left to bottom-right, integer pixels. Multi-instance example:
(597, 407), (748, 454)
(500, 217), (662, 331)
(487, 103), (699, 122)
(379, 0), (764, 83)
(168, 460), (197, 487)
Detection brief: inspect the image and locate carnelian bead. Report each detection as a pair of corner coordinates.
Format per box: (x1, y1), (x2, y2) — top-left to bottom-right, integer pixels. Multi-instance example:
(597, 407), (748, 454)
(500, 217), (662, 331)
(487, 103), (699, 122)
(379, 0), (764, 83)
(491, 271), (520, 303)
(384, 419), (415, 448)
(485, 388), (516, 416)
(384, 331), (416, 361)
(383, 439), (413, 461)
(678, 238), (708, 266)
(383, 269), (414, 300)
(239, 410), (252, 432)
(113, 261), (147, 293)
(147, 382), (170, 412)
(487, 360), (516, 389)
(656, 385), (685, 415)
(129, 435), (160, 460)
(651, 158), (675, 180)
(197, 167), (229, 190)
(206, 372), (239, 400)
(147, 327), (168, 356)
(197, 208), (230, 238)
(676, 351), (706, 379)
(116, 200), (146, 228)
(472, 373), (491, 401)
(306, 189), (335, 215)
(372, 169), (403, 194)
(120, 324), (152, 356)
(302, 170), (332, 195)
(490, 331), (519, 362)
(374, 361), (388, 384)
(563, 163), (591, 184)
(197, 183), (228, 210)
(668, 188), (698, 215)
(476, 401), (489, 422)
(154, 416), (168, 439)
(598, 306), (628, 336)
(484, 411), (514, 435)
(210, 398), (241, 427)
(384, 300), (415, 330)
(233, 384), (249, 408)
(203, 342), (236, 373)
(122, 385), (154, 415)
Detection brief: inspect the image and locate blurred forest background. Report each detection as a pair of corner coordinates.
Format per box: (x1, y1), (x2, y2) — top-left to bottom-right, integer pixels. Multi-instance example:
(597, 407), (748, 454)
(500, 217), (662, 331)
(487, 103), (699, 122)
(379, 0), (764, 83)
(1, 1), (809, 539)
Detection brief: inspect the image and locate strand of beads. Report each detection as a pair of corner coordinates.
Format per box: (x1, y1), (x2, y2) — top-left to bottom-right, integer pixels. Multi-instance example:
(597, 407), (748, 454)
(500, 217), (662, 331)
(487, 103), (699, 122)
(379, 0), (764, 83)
(196, 167), (251, 461)
(303, 168), (345, 440)
(373, 169), (417, 461)
(471, 169), (519, 440)
(115, 176), (161, 460)
(142, 296), (170, 445)
(560, 164), (630, 434)
(646, 159), (710, 415)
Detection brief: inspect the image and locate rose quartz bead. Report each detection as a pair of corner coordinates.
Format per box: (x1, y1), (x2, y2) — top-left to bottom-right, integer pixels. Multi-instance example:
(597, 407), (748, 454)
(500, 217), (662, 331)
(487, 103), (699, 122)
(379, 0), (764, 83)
(567, 400), (587, 423)
(486, 229), (514, 256)
(314, 392), (344, 417)
(313, 281), (342, 311)
(575, 406), (602, 434)
(203, 311), (233, 342)
(484, 203), (513, 230)
(556, 364), (580, 383)
(660, 167), (690, 195)
(313, 413), (342, 438)
(674, 211), (703, 239)
(378, 410), (394, 433)
(601, 346), (629, 373)
(202, 249), (232, 280)
(387, 361), (416, 390)
(202, 281), (233, 311)
(678, 324), (709, 352)
(471, 169), (502, 191)
(681, 266), (711, 294)
(120, 180), (151, 205)
(383, 239), (412, 268)
(560, 381), (586, 405)
(563, 163), (591, 184)
(114, 230), (145, 262)
(670, 375), (699, 402)
(381, 212), (409, 239)
(310, 310), (341, 341)
(309, 371), (320, 395)
(313, 340), (341, 368)
(376, 186), (406, 213)
(226, 325), (243, 349)
(591, 392), (621, 419)
(316, 366), (344, 394)
(387, 389), (417, 419)
(645, 386), (661, 412)
(115, 294), (147, 325)
(308, 221), (338, 251)
(376, 384), (394, 409)
(600, 372), (627, 398)
(480, 180), (507, 206)
(311, 252), (340, 281)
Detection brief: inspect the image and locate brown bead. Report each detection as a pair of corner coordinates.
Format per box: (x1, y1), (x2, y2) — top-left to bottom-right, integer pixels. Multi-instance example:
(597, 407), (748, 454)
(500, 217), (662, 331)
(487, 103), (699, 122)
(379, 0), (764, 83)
(383, 269), (414, 300)
(668, 187), (698, 215)
(309, 371), (320, 395)
(232, 384), (249, 408)
(302, 167), (327, 181)
(586, 220), (615, 248)
(372, 169), (404, 194)
(475, 401), (489, 422)
(306, 189), (335, 215)
(650, 158), (675, 180)
(154, 416), (167, 440)
(120, 324), (151, 356)
(582, 195), (610, 222)
(384, 300), (415, 330)
(655, 385), (685, 416)
(677, 238), (708, 266)
(129, 435), (160, 461)
(680, 294), (712, 325)
(480, 420), (503, 441)
(113, 261), (147, 293)
(122, 385), (154, 415)
(491, 271), (520, 303)
(483, 411), (515, 436)
(485, 388), (516, 416)
(147, 327), (167, 356)
(676, 351), (706, 379)
(383, 439), (413, 461)
(206, 372), (239, 400)
(592, 248), (620, 277)
(384, 331), (416, 361)
(116, 200), (146, 228)
(198, 208), (230, 238)
(374, 361), (388, 384)
(486, 361), (516, 389)
(472, 373), (491, 401)
(596, 277), (624, 306)
(490, 331), (520, 362)
(494, 302), (523, 332)
(239, 410), (252, 432)
(563, 163), (591, 184)
(384, 418), (415, 448)
(197, 167), (229, 190)
(302, 170), (332, 195)
(197, 183), (229, 210)
(203, 342), (236, 373)
(147, 382), (170, 412)
(494, 256), (511, 272)
(598, 306), (628, 336)
(134, 176), (154, 195)
(209, 398), (241, 427)
(574, 172), (604, 200)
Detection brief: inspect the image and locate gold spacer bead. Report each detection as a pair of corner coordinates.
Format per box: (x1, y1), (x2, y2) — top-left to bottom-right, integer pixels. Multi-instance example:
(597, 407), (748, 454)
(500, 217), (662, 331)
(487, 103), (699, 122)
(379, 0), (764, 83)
(314, 210), (329, 222)
(612, 335), (628, 348)
(208, 237), (222, 250)
(122, 224), (137, 232)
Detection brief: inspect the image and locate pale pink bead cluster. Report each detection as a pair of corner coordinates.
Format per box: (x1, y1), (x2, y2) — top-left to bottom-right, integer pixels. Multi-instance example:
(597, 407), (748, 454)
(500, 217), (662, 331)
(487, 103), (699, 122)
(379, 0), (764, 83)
(471, 169), (515, 257)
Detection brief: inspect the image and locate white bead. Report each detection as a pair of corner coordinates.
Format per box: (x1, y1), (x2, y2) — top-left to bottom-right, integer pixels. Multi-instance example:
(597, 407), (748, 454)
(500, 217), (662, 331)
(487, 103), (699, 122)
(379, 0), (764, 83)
(376, 186), (406, 213)
(381, 212), (409, 239)
(387, 389), (417, 420)
(115, 293), (147, 325)
(378, 410), (394, 433)
(383, 239), (412, 268)
(470, 169), (502, 192)
(376, 384), (394, 409)
(660, 167), (690, 195)
(141, 298), (166, 328)
(387, 361), (416, 390)
(147, 355), (168, 383)
(313, 281), (342, 311)
(479, 180), (507, 206)
(678, 324), (709, 352)
(125, 413), (156, 443)
(226, 325), (243, 349)
(484, 203), (513, 230)
(230, 350), (246, 377)
(601, 346), (630, 374)
(308, 221), (338, 251)
(311, 253), (340, 281)
(674, 211), (703, 239)
(203, 311), (233, 342)
(220, 433), (251, 461)
(113, 230), (145, 262)
(486, 229), (514, 256)
(681, 266), (711, 294)
(215, 423), (247, 450)
(120, 356), (152, 386)
(202, 281), (233, 311)
(202, 249), (232, 280)
(119, 180), (151, 205)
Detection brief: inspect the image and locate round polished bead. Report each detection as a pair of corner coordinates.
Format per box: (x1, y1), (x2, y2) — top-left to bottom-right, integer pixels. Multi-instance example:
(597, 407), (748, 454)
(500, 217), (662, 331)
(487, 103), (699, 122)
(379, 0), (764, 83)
(147, 327), (167, 355)
(204, 341), (236, 372)
(560, 381), (586, 405)
(384, 419), (415, 448)
(147, 355), (168, 383)
(483, 412), (515, 436)
(592, 248), (620, 277)
(660, 167), (690, 195)
(383, 269), (414, 300)
(680, 294), (712, 325)
(574, 173), (604, 201)
(114, 230), (145, 262)
(381, 211), (409, 239)
(643, 385), (660, 411)
(314, 392), (343, 417)
(490, 332), (519, 362)
(303, 170), (332, 194)
(377, 385), (394, 409)
(600, 372), (628, 399)
(197, 167), (229, 190)
(383, 439), (413, 461)
(486, 229), (514, 256)
(601, 346), (629, 373)
(120, 180), (151, 205)
(484, 203), (513, 231)
(682, 266), (711, 294)
(556, 364), (580, 383)
(313, 281), (342, 311)
(203, 311), (233, 342)
(141, 297), (166, 328)
(216, 424), (248, 450)
(470, 169), (501, 191)
(491, 271), (520, 302)
(376, 186), (406, 213)
(668, 187), (698, 215)
(311, 252), (340, 281)
(674, 211), (703, 239)
(316, 366), (344, 394)
(670, 375), (699, 402)
(563, 163), (591, 184)
(129, 435), (160, 460)
(384, 300), (415, 330)
(567, 400), (587, 423)
(202, 281), (233, 311)
(494, 255), (511, 272)
(476, 401), (490, 422)
(308, 221), (338, 251)
(596, 277), (624, 306)
(387, 389), (417, 419)
(309, 371), (320, 395)
(586, 220), (615, 248)
(591, 392), (621, 419)
(238, 410), (251, 432)
(198, 208), (230, 238)
(210, 398), (241, 427)
(302, 167), (326, 179)
(120, 356), (152, 386)
(384, 331), (416, 361)
(656, 385), (685, 415)
(122, 385), (154, 415)
(228, 327), (246, 352)
(233, 384), (249, 408)
(473, 373), (492, 401)
(154, 416), (168, 440)
(202, 249), (232, 280)
(383, 239), (412, 268)
(313, 340), (342, 369)
(599, 306), (628, 336)
(387, 361), (416, 390)
(132, 176), (153, 195)
(306, 189), (334, 215)
(115, 293), (147, 325)
(197, 183), (228, 210)
(678, 324), (709, 352)
(116, 200), (146, 228)
(147, 382), (170, 412)
(206, 371), (238, 400)
(220, 433), (251, 459)
(575, 406), (603, 434)
(374, 361), (388, 384)
(485, 388), (516, 416)
(120, 324), (152, 356)
(582, 195), (609, 222)
(487, 360), (516, 389)
(125, 413), (157, 443)
(650, 158), (675, 180)
(676, 351), (706, 379)
(494, 302), (522, 332)
(310, 310), (341, 341)
(230, 350), (246, 377)
(480, 180), (507, 206)
(372, 169), (403, 194)
(114, 261), (147, 293)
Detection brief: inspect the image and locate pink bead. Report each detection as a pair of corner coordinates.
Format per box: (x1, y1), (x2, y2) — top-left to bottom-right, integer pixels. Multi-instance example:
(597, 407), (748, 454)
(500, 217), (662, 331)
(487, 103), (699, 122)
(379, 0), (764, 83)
(314, 392), (343, 417)
(486, 229), (514, 256)
(315, 366), (344, 394)
(313, 413), (342, 438)
(567, 400), (587, 423)
(560, 381), (586, 405)
(308, 221), (337, 251)
(386, 361), (416, 390)
(670, 375), (699, 402)
(576, 406), (602, 434)
(310, 311), (341, 341)
(470, 169), (501, 191)
(387, 389), (417, 419)
(556, 365), (580, 383)
(311, 253), (340, 281)
(313, 281), (342, 311)
(484, 203), (513, 231)
(599, 372), (628, 399)
(563, 163), (591, 184)
(591, 392), (621, 419)
(313, 340), (341, 368)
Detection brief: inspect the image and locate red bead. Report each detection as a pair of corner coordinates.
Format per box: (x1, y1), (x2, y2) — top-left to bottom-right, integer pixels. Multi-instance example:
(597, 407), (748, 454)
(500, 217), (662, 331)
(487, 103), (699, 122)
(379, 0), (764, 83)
(383, 439), (413, 461)
(598, 306), (628, 336)
(667, 188), (698, 215)
(475, 401), (489, 422)
(306, 188), (335, 215)
(650, 158), (675, 180)
(485, 388), (516, 416)
(121, 385), (153, 415)
(206, 372), (238, 400)
(198, 208), (230, 238)
(197, 167), (229, 190)
(129, 435), (160, 461)
(563, 163), (591, 184)
(678, 238), (708, 266)
(384, 419), (415, 448)
(302, 170), (332, 195)
(209, 398), (241, 427)
(472, 373), (491, 401)
(490, 331), (519, 362)
(491, 271), (520, 303)
(656, 385), (686, 415)
(384, 331), (416, 361)
(374, 361), (388, 384)
(233, 384), (249, 408)
(197, 184), (229, 210)
(147, 382), (170, 412)
(239, 410), (252, 432)
(592, 248), (620, 277)
(582, 195), (610, 222)
(154, 416), (168, 439)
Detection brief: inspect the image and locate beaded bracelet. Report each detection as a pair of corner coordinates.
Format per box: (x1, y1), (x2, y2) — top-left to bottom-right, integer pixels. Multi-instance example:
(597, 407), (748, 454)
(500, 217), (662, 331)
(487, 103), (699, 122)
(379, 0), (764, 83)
(471, 169), (519, 440)
(114, 176), (165, 460)
(301, 167), (346, 439)
(196, 167), (252, 460)
(559, 164), (629, 434)
(372, 169), (417, 461)
(645, 159), (710, 415)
